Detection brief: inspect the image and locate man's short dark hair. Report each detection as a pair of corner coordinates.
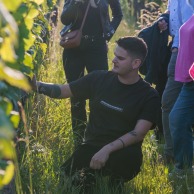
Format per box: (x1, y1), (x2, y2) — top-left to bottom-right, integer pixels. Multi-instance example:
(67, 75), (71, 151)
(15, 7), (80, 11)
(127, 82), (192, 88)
(116, 36), (148, 63)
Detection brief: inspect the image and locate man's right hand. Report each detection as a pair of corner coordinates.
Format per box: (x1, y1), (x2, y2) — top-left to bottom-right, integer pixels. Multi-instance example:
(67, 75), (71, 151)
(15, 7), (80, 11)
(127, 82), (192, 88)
(31, 75), (38, 91)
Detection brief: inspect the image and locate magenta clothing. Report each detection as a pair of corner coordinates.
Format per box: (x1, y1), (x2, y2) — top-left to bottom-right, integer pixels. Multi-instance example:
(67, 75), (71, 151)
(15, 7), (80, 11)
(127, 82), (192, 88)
(175, 14), (194, 82)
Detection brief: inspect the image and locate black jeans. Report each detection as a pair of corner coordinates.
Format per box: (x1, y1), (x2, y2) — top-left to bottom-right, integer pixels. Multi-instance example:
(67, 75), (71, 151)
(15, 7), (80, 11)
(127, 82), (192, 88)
(63, 37), (108, 147)
(61, 144), (142, 193)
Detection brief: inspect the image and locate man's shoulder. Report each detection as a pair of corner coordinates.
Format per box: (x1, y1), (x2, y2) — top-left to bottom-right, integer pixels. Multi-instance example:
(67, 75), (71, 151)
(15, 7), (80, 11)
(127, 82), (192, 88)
(139, 78), (160, 97)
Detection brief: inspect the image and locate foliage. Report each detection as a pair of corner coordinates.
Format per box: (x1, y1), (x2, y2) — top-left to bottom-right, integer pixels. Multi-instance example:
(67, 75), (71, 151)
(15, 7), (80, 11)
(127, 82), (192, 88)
(121, 0), (167, 24)
(137, 1), (167, 31)
(0, 0), (57, 190)
(137, 1), (162, 30)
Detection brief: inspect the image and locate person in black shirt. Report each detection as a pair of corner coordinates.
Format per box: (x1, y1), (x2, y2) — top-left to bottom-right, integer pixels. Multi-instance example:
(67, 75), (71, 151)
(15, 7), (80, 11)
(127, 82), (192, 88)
(60, 0), (123, 148)
(32, 36), (160, 193)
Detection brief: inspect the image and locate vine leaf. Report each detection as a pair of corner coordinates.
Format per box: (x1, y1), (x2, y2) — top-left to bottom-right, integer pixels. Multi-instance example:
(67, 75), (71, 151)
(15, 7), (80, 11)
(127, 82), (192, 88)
(0, 138), (15, 189)
(0, 160), (14, 188)
(1, 0), (22, 12)
(33, 0), (44, 6)
(0, 65), (31, 91)
(0, 37), (17, 63)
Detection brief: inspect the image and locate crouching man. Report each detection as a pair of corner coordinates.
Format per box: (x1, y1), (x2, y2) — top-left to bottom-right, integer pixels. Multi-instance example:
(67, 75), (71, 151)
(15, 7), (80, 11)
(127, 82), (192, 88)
(32, 36), (160, 193)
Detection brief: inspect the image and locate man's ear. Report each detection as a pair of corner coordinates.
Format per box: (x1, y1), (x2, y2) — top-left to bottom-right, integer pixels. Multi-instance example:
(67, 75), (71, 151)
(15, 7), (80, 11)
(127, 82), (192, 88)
(132, 59), (142, 69)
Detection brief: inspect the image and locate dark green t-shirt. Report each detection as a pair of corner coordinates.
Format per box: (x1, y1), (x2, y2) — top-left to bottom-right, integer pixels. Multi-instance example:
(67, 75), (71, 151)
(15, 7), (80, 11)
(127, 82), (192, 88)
(69, 70), (160, 146)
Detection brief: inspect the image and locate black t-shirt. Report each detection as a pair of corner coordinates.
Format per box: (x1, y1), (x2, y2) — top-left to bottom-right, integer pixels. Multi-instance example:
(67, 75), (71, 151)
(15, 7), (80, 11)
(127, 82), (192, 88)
(69, 70), (160, 146)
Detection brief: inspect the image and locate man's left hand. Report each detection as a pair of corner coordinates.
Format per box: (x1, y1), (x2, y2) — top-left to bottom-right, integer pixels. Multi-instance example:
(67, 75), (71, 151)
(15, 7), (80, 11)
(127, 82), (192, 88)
(90, 147), (111, 170)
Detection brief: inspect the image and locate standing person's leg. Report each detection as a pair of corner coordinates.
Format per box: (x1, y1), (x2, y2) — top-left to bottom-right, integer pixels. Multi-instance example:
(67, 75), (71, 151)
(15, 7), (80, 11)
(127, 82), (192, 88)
(63, 49), (86, 147)
(154, 81), (164, 142)
(169, 82), (194, 170)
(161, 51), (183, 162)
(162, 77), (182, 159)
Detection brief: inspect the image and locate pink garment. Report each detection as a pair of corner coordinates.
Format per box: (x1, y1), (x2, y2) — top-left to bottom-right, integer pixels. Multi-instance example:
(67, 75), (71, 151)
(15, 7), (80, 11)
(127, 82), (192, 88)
(175, 14), (194, 82)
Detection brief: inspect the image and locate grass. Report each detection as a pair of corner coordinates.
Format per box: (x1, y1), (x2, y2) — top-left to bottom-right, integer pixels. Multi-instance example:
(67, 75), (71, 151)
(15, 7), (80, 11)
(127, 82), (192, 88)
(15, 5), (194, 194)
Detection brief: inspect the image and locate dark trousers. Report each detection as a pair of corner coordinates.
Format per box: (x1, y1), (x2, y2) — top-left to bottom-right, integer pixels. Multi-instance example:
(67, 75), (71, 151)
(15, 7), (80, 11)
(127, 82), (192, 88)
(154, 73), (167, 140)
(61, 144), (142, 193)
(63, 38), (108, 147)
(145, 62), (168, 140)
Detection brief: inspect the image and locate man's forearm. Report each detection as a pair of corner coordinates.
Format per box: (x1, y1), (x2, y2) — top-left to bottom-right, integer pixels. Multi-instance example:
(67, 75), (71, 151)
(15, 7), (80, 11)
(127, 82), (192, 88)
(103, 120), (153, 154)
(89, 127), (148, 170)
(103, 130), (143, 154)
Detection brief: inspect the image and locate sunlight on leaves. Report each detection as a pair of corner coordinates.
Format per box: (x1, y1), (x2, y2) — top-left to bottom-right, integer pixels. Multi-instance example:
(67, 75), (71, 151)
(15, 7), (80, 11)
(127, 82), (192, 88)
(0, 160), (14, 189)
(0, 138), (15, 159)
(10, 111), (20, 129)
(1, 0), (22, 12)
(23, 52), (33, 69)
(0, 37), (17, 63)
(27, 7), (39, 19)
(0, 65), (31, 91)
(33, 0), (44, 6)
(39, 43), (47, 56)
(0, 2), (18, 44)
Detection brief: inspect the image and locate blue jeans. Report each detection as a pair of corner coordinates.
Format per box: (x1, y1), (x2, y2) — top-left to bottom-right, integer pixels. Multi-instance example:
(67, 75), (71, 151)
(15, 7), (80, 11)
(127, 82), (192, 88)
(169, 82), (194, 169)
(161, 51), (183, 157)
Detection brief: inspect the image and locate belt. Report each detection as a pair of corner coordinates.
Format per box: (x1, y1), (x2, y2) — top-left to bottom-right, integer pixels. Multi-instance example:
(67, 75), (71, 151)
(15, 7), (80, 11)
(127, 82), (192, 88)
(82, 35), (104, 41)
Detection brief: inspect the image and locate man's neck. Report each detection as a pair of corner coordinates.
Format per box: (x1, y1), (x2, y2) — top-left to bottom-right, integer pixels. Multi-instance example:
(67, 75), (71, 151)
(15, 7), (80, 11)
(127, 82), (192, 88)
(118, 73), (140, 85)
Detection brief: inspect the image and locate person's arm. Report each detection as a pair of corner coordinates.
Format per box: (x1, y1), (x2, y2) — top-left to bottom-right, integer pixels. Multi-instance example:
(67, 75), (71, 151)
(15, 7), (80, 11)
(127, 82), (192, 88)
(105, 0), (122, 41)
(32, 76), (73, 99)
(172, 1), (182, 49)
(90, 119), (152, 169)
(109, 0), (123, 30)
(172, 29), (180, 50)
(61, 0), (83, 25)
(32, 71), (98, 99)
(157, 0), (170, 32)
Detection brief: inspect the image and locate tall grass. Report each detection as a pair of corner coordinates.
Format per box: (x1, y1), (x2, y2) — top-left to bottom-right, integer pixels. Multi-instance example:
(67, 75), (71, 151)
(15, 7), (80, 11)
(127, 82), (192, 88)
(17, 3), (194, 194)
